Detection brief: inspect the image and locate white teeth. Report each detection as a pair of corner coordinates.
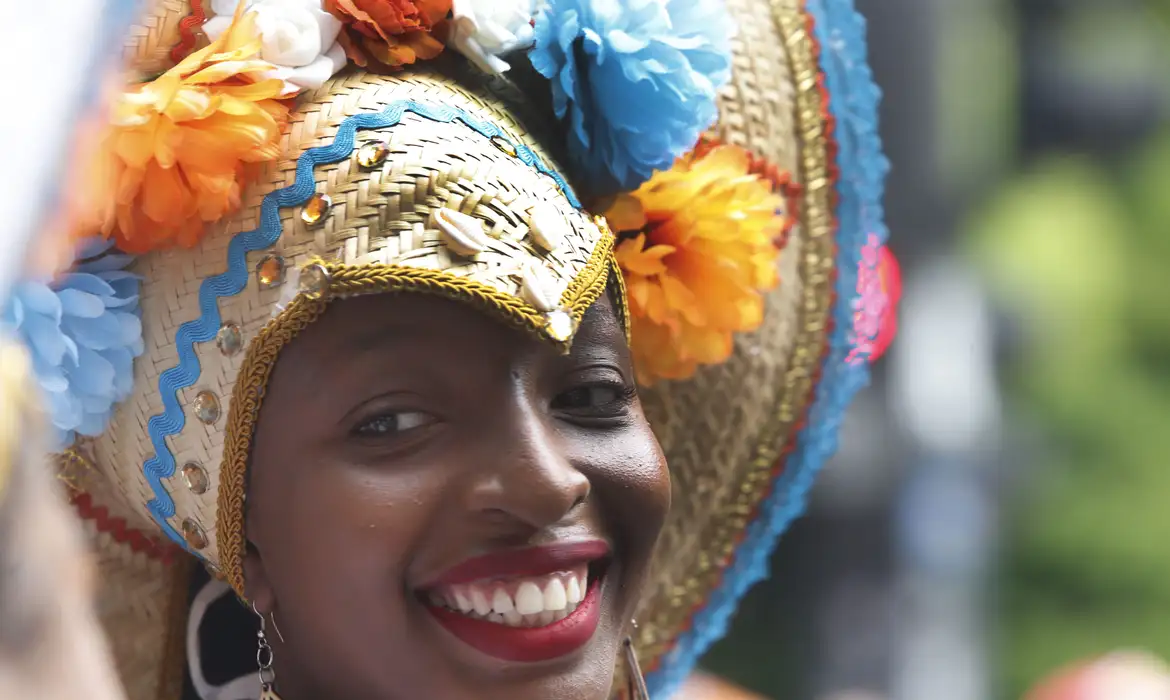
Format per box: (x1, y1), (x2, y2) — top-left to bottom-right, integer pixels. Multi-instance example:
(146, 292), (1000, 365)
(515, 582), (544, 615)
(544, 578), (567, 611)
(566, 576), (582, 605)
(471, 589), (492, 616)
(491, 588), (514, 614)
(432, 568), (593, 628)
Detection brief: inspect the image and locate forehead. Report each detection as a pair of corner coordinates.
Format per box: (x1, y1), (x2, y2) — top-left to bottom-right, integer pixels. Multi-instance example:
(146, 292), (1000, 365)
(277, 292), (625, 370)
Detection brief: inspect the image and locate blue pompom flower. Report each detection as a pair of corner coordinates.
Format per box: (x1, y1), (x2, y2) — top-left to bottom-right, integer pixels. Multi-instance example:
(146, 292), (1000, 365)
(530, 0), (735, 192)
(2, 237), (144, 450)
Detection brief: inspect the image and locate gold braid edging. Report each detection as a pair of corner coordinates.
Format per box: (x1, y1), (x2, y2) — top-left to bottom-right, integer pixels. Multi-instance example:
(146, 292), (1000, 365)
(217, 239), (618, 596)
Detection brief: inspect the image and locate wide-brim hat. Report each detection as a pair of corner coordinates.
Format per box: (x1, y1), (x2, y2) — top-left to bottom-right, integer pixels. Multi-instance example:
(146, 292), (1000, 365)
(33, 0), (890, 698)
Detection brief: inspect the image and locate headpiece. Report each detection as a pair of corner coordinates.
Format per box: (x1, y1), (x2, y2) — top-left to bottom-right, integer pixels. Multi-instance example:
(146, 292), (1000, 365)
(5, 0), (893, 697)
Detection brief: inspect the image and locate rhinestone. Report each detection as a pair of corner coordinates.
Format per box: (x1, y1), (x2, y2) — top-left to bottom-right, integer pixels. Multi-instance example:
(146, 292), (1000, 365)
(215, 322), (243, 356)
(181, 518), (208, 550)
(491, 135), (517, 158)
(192, 390), (221, 425)
(543, 308), (577, 342)
(300, 193), (332, 227)
(298, 262), (330, 299)
(256, 254), (286, 288)
(356, 139), (390, 169)
(182, 462), (209, 494)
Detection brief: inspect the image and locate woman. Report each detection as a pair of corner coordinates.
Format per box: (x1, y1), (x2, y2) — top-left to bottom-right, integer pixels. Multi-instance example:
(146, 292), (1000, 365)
(14, 0), (890, 697)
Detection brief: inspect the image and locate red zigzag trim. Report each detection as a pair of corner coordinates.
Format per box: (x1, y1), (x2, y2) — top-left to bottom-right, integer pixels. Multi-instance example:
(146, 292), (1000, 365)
(170, 0), (207, 65)
(72, 493), (182, 565)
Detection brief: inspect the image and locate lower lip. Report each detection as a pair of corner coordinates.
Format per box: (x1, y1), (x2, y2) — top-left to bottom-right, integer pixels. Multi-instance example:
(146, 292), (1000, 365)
(425, 574), (603, 663)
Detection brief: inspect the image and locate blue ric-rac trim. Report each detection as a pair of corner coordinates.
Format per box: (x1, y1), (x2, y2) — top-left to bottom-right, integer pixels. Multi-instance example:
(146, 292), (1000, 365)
(645, 0), (891, 696)
(143, 101), (580, 548)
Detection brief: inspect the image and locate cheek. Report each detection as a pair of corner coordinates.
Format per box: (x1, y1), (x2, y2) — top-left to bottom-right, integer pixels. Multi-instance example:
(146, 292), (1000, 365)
(582, 423), (671, 545)
(251, 457), (439, 636)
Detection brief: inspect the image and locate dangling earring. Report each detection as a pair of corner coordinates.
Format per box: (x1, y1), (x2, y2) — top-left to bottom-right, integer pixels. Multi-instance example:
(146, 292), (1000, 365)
(252, 602), (283, 700)
(623, 619), (650, 700)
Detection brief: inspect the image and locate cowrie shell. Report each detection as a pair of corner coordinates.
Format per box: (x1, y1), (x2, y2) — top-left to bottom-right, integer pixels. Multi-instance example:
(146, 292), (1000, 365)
(527, 203), (570, 252)
(434, 208), (490, 256)
(519, 264), (558, 312)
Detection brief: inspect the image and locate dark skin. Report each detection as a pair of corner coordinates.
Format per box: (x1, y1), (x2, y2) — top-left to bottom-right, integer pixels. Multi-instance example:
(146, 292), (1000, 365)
(243, 292), (670, 700)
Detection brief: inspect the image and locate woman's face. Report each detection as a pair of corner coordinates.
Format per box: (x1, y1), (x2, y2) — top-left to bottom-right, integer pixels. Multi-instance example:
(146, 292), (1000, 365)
(243, 292), (670, 700)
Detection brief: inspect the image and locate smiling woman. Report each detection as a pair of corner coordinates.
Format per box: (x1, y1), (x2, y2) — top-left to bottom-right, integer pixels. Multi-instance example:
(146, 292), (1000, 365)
(13, 0), (889, 698)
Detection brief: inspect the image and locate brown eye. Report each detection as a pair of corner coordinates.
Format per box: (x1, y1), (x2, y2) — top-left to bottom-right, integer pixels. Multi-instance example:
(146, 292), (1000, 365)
(551, 382), (634, 418)
(354, 410), (434, 437)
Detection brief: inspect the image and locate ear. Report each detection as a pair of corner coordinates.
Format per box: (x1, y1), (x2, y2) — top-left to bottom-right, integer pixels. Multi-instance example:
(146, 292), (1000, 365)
(242, 541), (276, 615)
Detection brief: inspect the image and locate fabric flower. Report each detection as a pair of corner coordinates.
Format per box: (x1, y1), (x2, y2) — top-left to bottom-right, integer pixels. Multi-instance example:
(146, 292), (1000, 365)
(95, 2), (289, 254)
(2, 238), (143, 451)
(444, 0), (540, 75)
(204, 0), (348, 96)
(530, 0), (735, 192)
(607, 145), (784, 385)
(324, 0), (451, 70)
(847, 236), (900, 365)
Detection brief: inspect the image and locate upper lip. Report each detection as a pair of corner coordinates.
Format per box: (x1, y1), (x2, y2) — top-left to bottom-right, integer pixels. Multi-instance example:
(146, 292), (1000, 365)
(420, 540), (611, 588)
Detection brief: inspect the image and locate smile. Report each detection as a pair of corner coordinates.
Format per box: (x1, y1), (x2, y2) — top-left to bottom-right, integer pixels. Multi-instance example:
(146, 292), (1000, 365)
(419, 541), (611, 663)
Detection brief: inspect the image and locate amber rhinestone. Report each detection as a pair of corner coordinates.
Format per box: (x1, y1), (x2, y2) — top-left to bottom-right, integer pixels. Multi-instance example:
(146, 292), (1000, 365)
(491, 135), (518, 158)
(357, 140), (390, 169)
(215, 322), (243, 356)
(298, 262), (330, 300)
(192, 390), (221, 425)
(301, 193), (332, 227)
(543, 308), (577, 342)
(181, 518), (208, 550)
(256, 254), (286, 288)
(182, 462), (209, 495)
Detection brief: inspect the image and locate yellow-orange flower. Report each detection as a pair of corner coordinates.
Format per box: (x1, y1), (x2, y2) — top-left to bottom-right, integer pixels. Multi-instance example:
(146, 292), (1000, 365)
(325, 0), (451, 70)
(607, 145), (785, 385)
(96, 2), (289, 254)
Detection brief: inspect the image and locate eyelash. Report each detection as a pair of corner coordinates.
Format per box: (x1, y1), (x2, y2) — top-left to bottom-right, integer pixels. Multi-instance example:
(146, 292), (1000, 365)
(352, 410), (434, 438)
(551, 381), (637, 419)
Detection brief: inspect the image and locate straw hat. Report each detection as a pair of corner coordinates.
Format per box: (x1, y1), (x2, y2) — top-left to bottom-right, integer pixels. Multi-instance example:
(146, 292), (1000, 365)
(21, 0), (890, 697)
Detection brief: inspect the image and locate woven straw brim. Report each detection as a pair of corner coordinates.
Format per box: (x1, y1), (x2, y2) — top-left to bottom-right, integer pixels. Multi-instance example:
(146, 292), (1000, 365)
(632, 0), (838, 674)
(121, 0), (203, 78)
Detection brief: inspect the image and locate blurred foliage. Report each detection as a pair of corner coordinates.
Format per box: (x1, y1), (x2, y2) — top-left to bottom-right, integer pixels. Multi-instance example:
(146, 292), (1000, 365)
(964, 128), (1170, 697)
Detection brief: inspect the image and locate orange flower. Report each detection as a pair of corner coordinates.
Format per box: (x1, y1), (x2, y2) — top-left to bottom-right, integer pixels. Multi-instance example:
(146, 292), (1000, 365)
(607, 146), (785, 385)
(325, 0), (451, 70)
(95, 2), (289, 254)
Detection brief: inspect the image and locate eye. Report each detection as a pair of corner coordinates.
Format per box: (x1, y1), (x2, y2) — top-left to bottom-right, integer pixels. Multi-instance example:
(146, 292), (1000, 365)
(551, 382), (635, 418)
(352, 410), (434, 438)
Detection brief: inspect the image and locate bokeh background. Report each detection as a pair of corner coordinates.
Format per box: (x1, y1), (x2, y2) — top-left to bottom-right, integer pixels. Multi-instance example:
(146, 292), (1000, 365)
(699, 0), (1170, 698)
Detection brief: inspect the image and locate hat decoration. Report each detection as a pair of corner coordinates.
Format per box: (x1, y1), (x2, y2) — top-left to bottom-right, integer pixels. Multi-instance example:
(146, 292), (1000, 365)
(25, 0), (789, 439)
(1, 237), (142, 451)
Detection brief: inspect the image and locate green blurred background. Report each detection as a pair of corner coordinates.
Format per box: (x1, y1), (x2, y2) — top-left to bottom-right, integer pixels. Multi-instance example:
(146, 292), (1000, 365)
(698, 0), (1170, 698)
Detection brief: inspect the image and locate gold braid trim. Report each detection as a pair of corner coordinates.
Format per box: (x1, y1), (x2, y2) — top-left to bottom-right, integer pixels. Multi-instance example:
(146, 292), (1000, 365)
(217, 238), (618, 596)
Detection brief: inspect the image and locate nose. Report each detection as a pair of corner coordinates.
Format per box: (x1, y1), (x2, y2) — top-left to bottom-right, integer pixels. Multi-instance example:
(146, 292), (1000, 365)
(462, 402), (590, 531)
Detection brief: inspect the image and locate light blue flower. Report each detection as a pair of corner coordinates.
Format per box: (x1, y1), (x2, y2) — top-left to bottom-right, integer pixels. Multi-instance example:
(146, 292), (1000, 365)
(529, 0), (735, 192)
(2, 237), (143, 450)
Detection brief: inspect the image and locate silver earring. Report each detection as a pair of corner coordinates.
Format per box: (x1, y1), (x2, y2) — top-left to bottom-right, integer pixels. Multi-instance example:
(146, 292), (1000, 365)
(623, 619), (650, 700)
(252, 602), (283, 700)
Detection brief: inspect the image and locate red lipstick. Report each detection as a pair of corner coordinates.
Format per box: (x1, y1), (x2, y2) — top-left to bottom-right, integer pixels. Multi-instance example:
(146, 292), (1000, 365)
(420, 541), (610, 663)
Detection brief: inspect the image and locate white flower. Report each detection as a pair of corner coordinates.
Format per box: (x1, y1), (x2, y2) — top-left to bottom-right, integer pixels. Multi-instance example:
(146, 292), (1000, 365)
(204, 0), (347, 96)
(446, 0), (542, 75)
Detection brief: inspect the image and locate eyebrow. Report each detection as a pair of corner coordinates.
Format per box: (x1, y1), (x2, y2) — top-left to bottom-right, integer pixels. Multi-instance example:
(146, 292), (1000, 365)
(344, 322), (430, 355)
